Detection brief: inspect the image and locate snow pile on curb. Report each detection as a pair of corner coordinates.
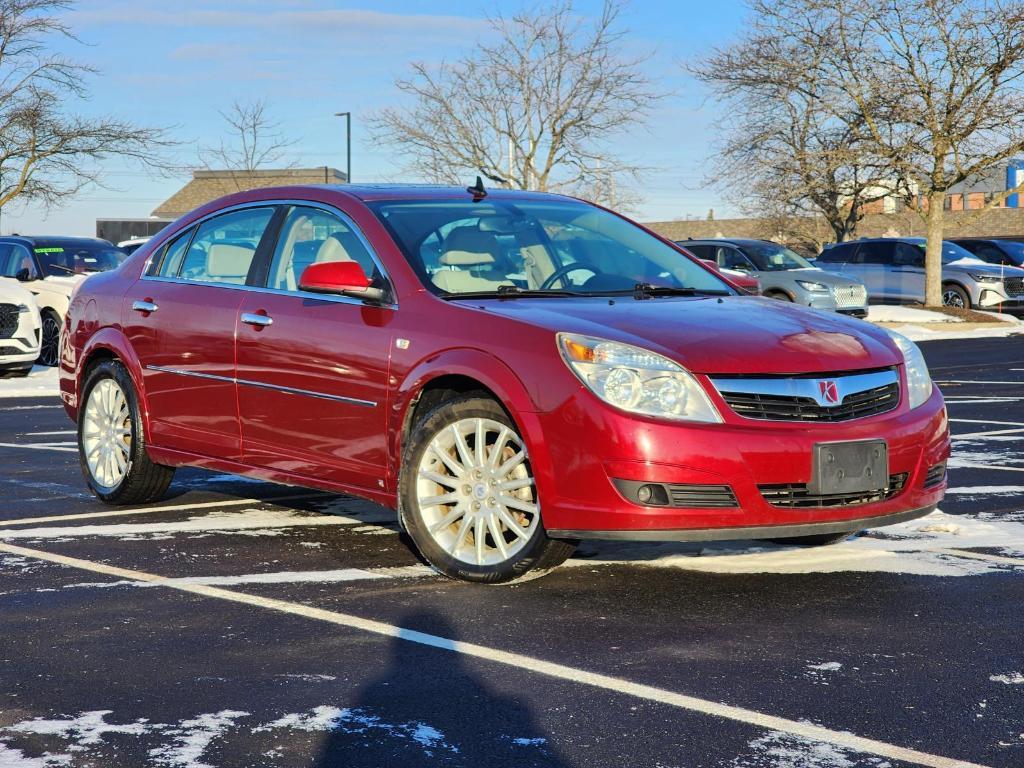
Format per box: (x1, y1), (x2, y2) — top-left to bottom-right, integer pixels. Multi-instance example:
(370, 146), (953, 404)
(0, 365), (58, 398)
(867, 305), (1023, 341)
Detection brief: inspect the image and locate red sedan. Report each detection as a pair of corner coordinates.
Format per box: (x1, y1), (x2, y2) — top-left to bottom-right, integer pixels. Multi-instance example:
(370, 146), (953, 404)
(60, 184), (949, 583)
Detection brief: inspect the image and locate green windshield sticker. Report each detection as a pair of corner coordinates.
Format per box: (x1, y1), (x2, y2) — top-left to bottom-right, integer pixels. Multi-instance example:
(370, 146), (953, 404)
(34, 247), (65, 253)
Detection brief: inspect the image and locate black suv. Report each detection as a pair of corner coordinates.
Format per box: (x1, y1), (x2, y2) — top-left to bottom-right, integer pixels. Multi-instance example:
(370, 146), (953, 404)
(949, 238), (1024, 269)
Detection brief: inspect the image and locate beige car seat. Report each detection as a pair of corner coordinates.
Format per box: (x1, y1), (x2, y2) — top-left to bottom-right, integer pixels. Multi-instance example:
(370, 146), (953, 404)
(432, 228), (508, 293)
(205, 243), (254, 284)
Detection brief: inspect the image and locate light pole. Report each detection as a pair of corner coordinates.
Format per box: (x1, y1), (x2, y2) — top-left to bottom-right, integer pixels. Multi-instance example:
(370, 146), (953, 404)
(334, 112), (351, 183)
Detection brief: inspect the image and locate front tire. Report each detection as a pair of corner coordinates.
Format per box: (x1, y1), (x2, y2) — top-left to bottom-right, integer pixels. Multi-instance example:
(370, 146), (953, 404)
(78, 359), (174, 504)
(38, 310), (61, 367)
(399, 395), (576, 584)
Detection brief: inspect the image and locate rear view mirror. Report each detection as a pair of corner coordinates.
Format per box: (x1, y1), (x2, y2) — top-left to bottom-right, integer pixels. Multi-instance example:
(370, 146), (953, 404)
(299, 261), (385, 302)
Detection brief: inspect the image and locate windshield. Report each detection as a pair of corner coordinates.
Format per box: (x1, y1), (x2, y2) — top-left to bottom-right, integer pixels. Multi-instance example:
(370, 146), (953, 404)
(34, 242), (127, 277)
(367, 199), (732, 296)
(741, 243), (815, 271)
(904, 238), (984, 265)
(996, 241), (1024, 261)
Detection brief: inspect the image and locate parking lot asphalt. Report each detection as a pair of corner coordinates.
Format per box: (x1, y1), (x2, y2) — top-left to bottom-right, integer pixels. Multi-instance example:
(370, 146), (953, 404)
(0, 335), (1022, 768)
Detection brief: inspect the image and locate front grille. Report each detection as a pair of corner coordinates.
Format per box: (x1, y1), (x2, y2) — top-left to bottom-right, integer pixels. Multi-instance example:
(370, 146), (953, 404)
(0, 303), (18, 339)
(1005, 277), (1024, 297)
(667, 484), (738, 508)
(721, 382), (899, 422)
(924, 462), (947, 488)
(832, 284), (867, 308)
(760, 473), (908, 509)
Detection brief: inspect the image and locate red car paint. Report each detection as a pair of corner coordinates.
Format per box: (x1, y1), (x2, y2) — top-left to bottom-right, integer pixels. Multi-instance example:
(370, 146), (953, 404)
(60, 185), (948, 537)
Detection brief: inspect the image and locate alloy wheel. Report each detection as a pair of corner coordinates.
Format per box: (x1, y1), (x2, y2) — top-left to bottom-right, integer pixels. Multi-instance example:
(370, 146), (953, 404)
(415, 417), (539, 566)
(82, 378), (132, 490)
(942, 289), (965, 308)
(39, 315), (60, 367)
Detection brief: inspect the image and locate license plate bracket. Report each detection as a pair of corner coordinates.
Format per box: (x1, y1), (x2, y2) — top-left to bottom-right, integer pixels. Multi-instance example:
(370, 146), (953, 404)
(809, 440), (888, 496)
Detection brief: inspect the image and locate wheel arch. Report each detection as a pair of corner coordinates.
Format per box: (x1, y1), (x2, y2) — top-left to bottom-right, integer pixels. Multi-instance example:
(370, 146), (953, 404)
(940, 280), (973, 306)
(390, 349), (546, 492)
(74, 328), (150, 433)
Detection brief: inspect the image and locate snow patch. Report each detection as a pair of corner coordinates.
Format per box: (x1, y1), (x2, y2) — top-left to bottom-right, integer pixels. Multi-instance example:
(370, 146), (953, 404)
(0, 508), (360, 540)
(254, 706), (457, 756)
(990, 672), (1024, 685)
(806, 662), (842, 672)
(868, 306), (962, 323)
(6, 710), (149, 746)
(148, 710), (249, 768)
(946, 486), (1024, 496)
(567, 510), (1024, 576)
(733, 732), (890, 768)
(0, 366), (59, 399)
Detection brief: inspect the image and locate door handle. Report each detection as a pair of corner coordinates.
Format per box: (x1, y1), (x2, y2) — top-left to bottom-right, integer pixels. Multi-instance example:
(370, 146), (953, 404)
(240, 312), (273, 328)
(131, 299), (158, 313)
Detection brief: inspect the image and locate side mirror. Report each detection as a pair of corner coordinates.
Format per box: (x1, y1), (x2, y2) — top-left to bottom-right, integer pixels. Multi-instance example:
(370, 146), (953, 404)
(14, 268), (31, 282)
(298, 261), (385, 302)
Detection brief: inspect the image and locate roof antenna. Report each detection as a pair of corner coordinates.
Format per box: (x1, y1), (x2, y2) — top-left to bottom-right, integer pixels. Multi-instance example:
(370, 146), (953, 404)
(467, 175), (487, 200)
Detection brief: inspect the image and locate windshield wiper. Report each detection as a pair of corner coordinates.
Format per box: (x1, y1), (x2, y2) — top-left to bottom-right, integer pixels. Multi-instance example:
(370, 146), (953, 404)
(47, 264), (77, 275)
(622, 283), (732, 300)
(441, 284), (586, 300)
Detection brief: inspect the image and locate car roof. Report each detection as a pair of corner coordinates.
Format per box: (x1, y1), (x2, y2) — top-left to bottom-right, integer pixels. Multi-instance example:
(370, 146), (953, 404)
(297, 183), (576, 203)
(0, 235), (114, 246)
(675, 238), (775, 247)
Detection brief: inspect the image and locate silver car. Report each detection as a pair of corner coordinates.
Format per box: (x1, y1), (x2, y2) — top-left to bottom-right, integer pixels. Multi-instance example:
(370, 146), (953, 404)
(816, 237), (1024, 310)
(679, 239), (868, 317)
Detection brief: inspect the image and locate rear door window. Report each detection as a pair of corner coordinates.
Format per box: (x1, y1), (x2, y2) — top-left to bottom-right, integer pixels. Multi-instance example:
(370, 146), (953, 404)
(855, 242), (894, 265)
(175, 207), (275, 285)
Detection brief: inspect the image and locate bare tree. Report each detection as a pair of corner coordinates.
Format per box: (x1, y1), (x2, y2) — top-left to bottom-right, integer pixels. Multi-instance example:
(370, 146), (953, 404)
(690, 8), (905, 248)
(0, 0), (175, 214)
(714, 0), (1024, 307)
(371, 0), (658, 203)
(200, 99), (297, 176)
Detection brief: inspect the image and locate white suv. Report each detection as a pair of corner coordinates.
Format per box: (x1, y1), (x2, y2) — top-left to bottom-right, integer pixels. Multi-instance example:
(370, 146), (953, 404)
(0, 280), (41, 377)
(0, 237), (127, 366)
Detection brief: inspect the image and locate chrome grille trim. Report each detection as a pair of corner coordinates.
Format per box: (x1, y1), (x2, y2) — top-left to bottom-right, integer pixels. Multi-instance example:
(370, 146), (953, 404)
(0, 303), (18, 339)
(1005, 276), (1024, 297)
(710, 368), (900, 422)
(831, 284), (867, 308)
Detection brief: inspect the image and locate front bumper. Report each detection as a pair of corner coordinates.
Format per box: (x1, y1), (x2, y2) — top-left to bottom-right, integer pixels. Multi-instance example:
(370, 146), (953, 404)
(528, 382), (949, 539)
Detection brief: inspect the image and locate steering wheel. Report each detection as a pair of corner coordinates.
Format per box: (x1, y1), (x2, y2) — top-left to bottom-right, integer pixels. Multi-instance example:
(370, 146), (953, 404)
(540, 262), (599, 290)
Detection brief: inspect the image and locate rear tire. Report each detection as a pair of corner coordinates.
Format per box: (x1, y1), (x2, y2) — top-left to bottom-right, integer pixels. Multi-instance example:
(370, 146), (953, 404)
(78, 359), (174, 505)
(399, 394), (576, 584)
(765, 530), (859, 547)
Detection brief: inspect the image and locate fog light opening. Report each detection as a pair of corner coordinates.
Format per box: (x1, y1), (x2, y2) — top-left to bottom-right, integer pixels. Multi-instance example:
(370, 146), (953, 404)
(636, 483), (670, 506)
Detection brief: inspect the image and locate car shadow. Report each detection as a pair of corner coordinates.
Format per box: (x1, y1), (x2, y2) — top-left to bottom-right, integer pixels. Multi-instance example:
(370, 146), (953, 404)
(313, 611), (568, 768)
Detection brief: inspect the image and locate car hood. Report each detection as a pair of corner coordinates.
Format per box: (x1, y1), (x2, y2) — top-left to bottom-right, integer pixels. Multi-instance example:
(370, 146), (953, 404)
(945, 260), (1024, 277)
(470, 295), (900, 374)
(0, 277), (35, 303)
(754, 268), (862, 287)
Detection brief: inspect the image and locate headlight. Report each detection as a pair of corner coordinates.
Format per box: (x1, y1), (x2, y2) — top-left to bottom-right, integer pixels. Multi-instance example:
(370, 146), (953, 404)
(17, 303), (31, 314)
(796, 280), (829, 292)
(557, 333), (721, 422)
(883, 329), (932, 409)
(967, 273), (1001, 284)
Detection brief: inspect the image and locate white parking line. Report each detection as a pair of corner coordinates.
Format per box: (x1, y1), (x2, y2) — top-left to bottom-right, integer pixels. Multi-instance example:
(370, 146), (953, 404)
(948, 462), (1024, 474)
(0, 404), (63, 411)
(936, 380), (1024, 385)
(952, 427), (1024, 439)
(0, 540), (990, 768)
(949, 418), (1024, 427)
(0, 441), (76, 452)
(0, 494), (325, 527)
(67, 565), (437, 588)
(24, 430), (75, 436)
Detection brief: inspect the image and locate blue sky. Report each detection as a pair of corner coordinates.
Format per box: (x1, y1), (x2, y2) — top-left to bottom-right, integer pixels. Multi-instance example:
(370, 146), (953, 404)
(3, 0), (749, 236)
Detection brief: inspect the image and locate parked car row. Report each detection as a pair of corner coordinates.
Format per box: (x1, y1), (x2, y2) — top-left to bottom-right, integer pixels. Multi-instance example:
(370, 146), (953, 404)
(0, 236), (129, 368)
(818, 237), (1024, 310)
